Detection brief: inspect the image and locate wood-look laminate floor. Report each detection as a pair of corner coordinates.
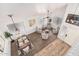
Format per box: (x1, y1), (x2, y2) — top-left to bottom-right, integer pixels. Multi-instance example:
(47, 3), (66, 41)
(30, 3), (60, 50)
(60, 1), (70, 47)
(34, 38), (70, 56)
(11, 32), (70, 56)
(27, 32), (70, 56)
(27, 32), (57, 56)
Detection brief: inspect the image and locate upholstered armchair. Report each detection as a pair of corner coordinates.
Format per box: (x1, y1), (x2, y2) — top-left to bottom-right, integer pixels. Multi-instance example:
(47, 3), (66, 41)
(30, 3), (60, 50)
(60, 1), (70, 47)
(41, 29), (50, 40)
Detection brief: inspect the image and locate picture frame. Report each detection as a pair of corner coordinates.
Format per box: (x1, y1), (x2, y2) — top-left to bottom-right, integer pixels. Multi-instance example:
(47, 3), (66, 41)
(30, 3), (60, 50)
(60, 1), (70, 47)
(28, 18), (36, 27)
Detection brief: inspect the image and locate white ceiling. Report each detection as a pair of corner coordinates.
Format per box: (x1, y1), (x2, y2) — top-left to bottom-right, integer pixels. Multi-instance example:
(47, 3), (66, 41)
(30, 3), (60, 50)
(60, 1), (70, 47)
(0, 3), (67, 25)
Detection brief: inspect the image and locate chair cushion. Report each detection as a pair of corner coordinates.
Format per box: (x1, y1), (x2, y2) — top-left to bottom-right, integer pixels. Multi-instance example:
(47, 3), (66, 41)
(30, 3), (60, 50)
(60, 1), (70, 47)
(23, 46), (30, 53)
(19, 42), (24, 47)
(24, 39), (29, 43)
(18, 38), (23, 43)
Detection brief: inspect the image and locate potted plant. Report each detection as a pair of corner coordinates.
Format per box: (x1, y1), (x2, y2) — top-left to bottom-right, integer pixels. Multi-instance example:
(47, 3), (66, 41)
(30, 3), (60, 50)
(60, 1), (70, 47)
(4, 32), (14, 42)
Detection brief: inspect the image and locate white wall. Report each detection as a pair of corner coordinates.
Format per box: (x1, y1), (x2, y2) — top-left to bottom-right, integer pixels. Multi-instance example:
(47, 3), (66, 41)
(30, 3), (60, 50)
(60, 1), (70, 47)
(51, 5), (67, 28)
(0, 3), (66, 24)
